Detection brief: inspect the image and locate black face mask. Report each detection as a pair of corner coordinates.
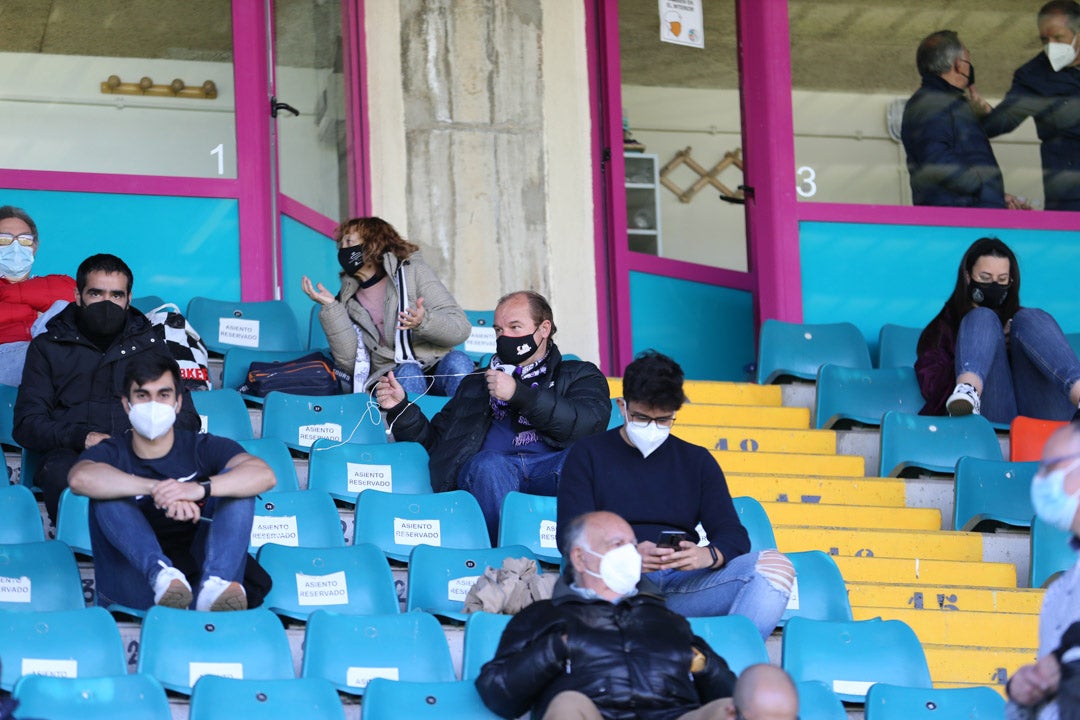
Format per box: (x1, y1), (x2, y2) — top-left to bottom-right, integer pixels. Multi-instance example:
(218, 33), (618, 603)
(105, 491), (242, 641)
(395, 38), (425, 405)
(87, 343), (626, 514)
(76, 300), (127, 338)
(496, 329), (540, 365)
(338, 245), (365, 276)
(970, 280), (1009, 308)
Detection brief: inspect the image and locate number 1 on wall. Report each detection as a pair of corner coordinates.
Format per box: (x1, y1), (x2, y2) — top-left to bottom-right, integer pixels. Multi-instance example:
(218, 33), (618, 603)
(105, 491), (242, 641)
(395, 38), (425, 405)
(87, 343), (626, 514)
(210, 143), (224, 175)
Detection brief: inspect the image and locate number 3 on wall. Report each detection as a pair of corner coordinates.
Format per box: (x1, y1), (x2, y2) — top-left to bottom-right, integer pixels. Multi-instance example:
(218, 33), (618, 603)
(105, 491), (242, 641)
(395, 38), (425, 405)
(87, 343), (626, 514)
(796, 166), (817, 198)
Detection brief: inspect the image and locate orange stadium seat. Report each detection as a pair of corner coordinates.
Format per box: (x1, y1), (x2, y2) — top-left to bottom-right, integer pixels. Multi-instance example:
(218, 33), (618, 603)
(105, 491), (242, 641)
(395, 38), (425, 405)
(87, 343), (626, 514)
(1009, 416), (1066, 462)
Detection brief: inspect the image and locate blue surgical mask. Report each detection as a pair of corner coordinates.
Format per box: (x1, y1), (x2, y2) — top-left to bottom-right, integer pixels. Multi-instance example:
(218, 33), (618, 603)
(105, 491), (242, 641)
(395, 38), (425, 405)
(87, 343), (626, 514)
(1031, 458), (1080, 532)
(0, 242), (34, 279)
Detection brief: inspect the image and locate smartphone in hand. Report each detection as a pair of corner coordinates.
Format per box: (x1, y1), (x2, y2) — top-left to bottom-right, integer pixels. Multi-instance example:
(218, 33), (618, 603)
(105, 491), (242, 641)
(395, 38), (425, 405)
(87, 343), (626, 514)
(657, 530), (688, 549)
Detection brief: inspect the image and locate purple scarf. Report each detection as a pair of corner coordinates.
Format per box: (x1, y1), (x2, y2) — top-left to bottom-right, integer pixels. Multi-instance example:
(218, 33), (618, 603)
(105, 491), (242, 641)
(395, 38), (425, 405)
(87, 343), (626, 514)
(489, 351), (551, 446)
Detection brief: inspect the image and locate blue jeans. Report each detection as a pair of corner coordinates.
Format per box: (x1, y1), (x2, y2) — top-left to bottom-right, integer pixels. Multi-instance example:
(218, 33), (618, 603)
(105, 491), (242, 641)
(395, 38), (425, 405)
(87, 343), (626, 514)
(458, 447), (570, 543)
(646, 551), (790, 639)
(0, 300), (67, 386)
(956, 307), (1080, 424)
(393, 350), (475, 397)
(89, 495), (254, 610)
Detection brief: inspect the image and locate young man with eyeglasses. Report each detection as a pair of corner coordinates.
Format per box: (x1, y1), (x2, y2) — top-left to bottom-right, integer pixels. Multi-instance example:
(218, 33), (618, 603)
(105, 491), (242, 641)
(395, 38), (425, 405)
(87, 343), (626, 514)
(0, 206), (75, 386)
(557, 351), (794, 639)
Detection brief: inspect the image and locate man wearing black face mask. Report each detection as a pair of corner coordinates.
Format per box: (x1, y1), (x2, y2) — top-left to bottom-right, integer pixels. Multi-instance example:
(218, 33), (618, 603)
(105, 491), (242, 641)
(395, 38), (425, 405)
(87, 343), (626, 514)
(377, 290), (611, 541)
(13, 253), (201, 525)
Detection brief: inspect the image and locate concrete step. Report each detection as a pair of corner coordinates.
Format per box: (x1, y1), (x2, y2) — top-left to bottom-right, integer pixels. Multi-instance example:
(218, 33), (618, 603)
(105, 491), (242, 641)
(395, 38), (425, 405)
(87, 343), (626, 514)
(760, 502), (941, 531)
(727, 474), (908, 507)
(676, 425), (836, 455)
(678, 404), (810, 429)
(832, 556), (1017, 588)
(711, 450), (864, 476)
(851, 606), (1038, 649)
(923, 644), (1034, 689)
(607, 378), (784, 407)
(846, 582), (1044, 614)
(776, 527), (985, 562)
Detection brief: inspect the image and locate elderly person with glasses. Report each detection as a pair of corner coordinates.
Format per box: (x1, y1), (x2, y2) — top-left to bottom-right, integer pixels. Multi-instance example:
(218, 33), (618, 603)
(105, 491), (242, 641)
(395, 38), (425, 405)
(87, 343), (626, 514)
(0, 206), (74, 386)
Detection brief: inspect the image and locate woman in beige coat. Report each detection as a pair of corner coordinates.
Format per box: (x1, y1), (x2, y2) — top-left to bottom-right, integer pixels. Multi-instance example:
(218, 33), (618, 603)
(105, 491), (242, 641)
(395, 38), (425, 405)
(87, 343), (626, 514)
(301, 217), (473, 395)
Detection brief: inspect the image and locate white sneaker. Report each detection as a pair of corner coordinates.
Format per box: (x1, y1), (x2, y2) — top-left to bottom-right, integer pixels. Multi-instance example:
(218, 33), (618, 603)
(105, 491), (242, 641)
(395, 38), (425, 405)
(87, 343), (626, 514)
(153, 562), (193, 609)
(946, 383), (981, 416)
(196, 576), (247, 612)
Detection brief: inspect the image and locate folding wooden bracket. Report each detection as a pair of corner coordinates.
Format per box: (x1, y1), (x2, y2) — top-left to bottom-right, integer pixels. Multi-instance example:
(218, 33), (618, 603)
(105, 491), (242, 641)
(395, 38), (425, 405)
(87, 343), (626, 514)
(659, 146), (744, 203)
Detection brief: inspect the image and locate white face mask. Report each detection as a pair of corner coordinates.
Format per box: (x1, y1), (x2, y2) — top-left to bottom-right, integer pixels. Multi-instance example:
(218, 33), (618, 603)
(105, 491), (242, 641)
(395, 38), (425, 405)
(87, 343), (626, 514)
(582, 542), (642, 596)
(128, 401), (178, 441)
(623, 408), (671, 459)
(0, 243), (34, 279)
(1031, 457), (1080, 532)
(1045, 33), (1079, 72)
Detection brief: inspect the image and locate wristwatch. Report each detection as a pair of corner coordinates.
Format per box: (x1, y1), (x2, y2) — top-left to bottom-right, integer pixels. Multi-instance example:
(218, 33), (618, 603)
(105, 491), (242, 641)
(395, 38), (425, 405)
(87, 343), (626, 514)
(198, 478), (212, 501)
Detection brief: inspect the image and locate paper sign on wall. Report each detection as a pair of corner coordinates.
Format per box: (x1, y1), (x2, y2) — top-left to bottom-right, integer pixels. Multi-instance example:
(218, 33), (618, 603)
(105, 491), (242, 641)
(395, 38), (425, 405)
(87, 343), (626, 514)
(189, 662), (244, 687)
(250, 515), (299, 548)
(346, 666), (399, 688)
(298, 423), (342, 447)
(539, 520), (558, 549)
(658, 0), (704, 49)
(296, 571), (349, 606)
(346, 463), (393, 493)
(22, 658), (77, 678)
(218, 317), (260, 348)
(393, 518), (441, 546)
(785, 577), (800, 610)
(448, 575), (480, 602)
(0, 575), (32, 603)
(465, 326), (496, 354)
(199, 414), (209, 433)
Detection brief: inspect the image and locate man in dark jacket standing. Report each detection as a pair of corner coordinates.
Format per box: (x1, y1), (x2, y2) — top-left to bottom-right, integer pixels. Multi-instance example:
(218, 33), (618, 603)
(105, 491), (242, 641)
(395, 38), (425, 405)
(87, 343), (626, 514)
(901, 30), (1012, 208)
(376, 290), (611, 541)
(980, 1), (1080, 211)
(475, 511), (735, 720)
(13, 253), (200, 524)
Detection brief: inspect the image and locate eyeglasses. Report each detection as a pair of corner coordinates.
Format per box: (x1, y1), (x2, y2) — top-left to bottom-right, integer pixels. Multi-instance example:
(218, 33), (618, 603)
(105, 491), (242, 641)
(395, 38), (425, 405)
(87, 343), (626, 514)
(0, 233), (35, 247)
(626, 410), (676, 429)
(1038, 450), (1080, 473)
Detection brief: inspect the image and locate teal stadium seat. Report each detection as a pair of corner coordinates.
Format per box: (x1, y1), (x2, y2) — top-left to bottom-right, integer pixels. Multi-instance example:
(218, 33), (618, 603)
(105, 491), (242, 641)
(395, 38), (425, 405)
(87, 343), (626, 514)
(0, 607), (126, 691)
(813, 365), (925, 430)
(257, 543), (399, 620)
(186, 297), (303, 354)
(18, 448), (41, 492)
(308, 438), (431, 502)
(686, 614), (769, 675)
(497, 491), (560, 564)
(408, 393), (450, 419)
(237, 438), (300, 492)
(0, 484), (44, 543)
(137, 606), (294, 694)
(780, 550), (853, 625)
(362, 679), (501, 720)
(220, 348), (318, 402)
(878, 412), (1002, 478)
(461, 611), (512, 680)
(756, 320), (871, 384)
(733, 496), (778, 550)
(864, 683), (1005, 719)
(189, 676), (345, 720)
(190, 389), (254, 440)
(607, 398), (622, 430)
(1030, 515), (1077, 588)
(1067, 332), (1080, 360)
(12, 673), (172, 720)
(876, 324), (922, 369)
(353, 489), (490, 562)
(406, 545), (538, 621)
(0, 541), (84, 612)
(55, 489), (91, 555)
(300, 610), (455, 695)
(456, 309), (497, 364)
(250, 490), (345, 553)
(307, 304), (330, 352)
(130, 295), (167, 314)
(952, 457), (1037, 531)
(781, 617), (932, 703)
(261, 391), (385, 452)
(795, 680), (848, 720)
(0, 383), (18, 447)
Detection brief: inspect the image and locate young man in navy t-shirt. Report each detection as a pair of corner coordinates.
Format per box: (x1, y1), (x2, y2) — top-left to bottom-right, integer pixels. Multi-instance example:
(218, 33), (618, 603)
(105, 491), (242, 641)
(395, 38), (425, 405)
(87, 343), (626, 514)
(69, 354), (274, 611)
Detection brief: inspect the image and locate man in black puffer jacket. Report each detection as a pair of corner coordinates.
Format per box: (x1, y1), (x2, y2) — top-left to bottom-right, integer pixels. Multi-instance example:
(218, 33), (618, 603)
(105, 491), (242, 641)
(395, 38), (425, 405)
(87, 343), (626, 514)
(475, 511), (735, 720)
(377, 291), (610, 541)
(13, 254), (200, 524)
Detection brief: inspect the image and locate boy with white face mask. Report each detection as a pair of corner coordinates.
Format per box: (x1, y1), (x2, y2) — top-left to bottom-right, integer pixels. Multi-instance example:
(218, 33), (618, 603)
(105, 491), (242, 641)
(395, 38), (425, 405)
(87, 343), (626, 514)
(981, 1), (1080, 211)
(68, 354), (275, 612)
(557, 350), (795, 640)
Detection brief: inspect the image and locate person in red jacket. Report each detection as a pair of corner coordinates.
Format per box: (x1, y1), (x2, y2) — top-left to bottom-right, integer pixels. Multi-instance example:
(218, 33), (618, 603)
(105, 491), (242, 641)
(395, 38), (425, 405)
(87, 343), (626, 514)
(0, 206), (75, 386)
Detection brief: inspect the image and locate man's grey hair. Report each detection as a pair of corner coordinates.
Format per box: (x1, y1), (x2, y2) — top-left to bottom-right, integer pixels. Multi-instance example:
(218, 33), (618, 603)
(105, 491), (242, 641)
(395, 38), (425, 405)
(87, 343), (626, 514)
(1040, 1), (1080, 33)
(916, 30), (964, 77)
(563, 514), (592, 581)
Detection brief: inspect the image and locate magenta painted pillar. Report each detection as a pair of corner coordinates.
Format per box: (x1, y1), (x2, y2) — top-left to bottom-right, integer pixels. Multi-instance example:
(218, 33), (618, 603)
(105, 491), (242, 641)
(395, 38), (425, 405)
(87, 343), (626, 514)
(737, 0), (802, 324)
(232, 1), (277, 301)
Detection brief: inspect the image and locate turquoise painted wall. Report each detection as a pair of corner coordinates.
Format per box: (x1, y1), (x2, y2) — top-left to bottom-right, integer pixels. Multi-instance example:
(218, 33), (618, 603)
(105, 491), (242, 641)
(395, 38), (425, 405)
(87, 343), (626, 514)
(280, 215), (338, 344)
(630, 271), (754, 382)
(800, 221), (1080, 362)
(0, 189), (240, 310)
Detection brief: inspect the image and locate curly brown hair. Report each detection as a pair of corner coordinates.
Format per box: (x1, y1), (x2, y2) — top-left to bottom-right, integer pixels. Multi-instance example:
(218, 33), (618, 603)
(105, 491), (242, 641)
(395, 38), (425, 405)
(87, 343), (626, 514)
(333, 217), (419, 262)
